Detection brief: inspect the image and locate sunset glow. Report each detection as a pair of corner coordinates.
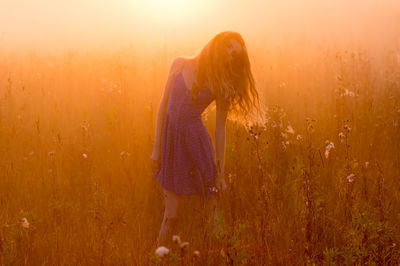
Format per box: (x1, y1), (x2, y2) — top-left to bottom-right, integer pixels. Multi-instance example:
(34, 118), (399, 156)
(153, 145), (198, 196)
(1, 0), (400, 264)
(133, 0), (208, 25)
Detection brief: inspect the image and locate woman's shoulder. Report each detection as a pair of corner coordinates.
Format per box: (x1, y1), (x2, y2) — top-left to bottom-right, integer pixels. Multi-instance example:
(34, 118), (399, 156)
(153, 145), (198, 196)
(170, 57), (187, 72)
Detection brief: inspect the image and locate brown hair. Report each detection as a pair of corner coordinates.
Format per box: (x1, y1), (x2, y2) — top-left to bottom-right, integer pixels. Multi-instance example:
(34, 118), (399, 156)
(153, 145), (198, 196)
(191, 31), (260, 119)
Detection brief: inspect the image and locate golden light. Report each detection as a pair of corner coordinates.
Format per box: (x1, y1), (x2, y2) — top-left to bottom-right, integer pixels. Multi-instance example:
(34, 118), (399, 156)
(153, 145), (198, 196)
(133, 0), (210, 28)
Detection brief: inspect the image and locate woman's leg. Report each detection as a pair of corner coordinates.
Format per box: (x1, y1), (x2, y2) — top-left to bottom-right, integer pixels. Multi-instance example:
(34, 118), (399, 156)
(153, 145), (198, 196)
(158, 189), (180, 246)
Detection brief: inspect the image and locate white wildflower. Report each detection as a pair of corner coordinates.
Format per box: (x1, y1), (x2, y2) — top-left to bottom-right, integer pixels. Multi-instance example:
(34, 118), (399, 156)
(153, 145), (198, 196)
(82, 153), (88, 159)
(341, 88), (356, 97)
(365, 161), (369, 168)
(172, 235), (181, 245)
(281, 132), (288, 139)
(21, 217), (30, 229)
(193, 250), (200, 257)
(325, 141), (335, 158)
(155, 246), (170, 257)
(347, 174), (355, 183)
(180, 242), (189, 249)
(286, 125), (295, 134)
(338, 132), (345, 143)
(296, 134), (302, 141)
(120, 151), (131, 158)
(211, 186), (219, 193)
(282, 141), (287, 149)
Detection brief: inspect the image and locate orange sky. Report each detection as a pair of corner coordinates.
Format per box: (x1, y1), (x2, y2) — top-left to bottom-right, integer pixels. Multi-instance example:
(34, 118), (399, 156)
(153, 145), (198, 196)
(1, 0), (399, 52)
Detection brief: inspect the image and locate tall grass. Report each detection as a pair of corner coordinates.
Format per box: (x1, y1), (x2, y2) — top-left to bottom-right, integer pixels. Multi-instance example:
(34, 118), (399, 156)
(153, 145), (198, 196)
(0, 43), (399, 265)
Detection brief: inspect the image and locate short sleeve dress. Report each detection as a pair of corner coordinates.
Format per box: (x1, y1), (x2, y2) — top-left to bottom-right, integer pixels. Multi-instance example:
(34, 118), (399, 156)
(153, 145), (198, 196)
(154, 69), (217, 197)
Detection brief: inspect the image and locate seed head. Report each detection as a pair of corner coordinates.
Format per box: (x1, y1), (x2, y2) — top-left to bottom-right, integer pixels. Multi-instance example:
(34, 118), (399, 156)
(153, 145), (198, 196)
(21, 217), (30, 229)
(286, 125), (295, 134)
(180, 242), (189, 249)
(155, 246), (170, 257)
(347, 174), (355, 183)
(172, 235), (181, 245)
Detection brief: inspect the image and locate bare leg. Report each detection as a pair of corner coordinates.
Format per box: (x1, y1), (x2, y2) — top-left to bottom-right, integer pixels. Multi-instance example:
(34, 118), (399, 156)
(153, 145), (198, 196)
(158, 189), (180, 246)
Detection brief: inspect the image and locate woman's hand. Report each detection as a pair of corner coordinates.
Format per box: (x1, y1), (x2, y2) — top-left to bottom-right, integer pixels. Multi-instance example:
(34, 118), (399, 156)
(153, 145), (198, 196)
(215, 176), (227, 192)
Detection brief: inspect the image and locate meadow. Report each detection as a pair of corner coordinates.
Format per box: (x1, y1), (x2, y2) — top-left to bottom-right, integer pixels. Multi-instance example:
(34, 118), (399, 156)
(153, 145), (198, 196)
(0, 42), (399, 265)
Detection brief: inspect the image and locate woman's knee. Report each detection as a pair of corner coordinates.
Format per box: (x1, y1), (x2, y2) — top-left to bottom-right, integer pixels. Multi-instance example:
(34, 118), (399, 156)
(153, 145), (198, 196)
(163, 189), (180, 218)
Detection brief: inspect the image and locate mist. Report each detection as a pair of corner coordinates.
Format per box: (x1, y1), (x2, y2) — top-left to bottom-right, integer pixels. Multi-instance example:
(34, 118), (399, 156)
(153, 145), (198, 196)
(1, 0), (399, 53)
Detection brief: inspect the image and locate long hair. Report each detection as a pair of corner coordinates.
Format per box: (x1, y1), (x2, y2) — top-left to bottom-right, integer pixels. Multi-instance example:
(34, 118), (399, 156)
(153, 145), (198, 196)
(191, 31), (260, 120)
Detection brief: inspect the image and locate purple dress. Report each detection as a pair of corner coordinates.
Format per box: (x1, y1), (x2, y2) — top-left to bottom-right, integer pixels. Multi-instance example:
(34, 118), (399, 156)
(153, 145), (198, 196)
(155, 70), (217, 197)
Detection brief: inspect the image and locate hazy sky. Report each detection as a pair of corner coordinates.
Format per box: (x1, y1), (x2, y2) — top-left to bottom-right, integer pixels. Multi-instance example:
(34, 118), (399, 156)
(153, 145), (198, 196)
(1, 0), (399, 52)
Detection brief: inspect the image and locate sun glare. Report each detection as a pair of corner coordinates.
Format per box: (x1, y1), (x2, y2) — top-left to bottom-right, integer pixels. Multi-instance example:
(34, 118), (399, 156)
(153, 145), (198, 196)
(133, 0), (208, 27)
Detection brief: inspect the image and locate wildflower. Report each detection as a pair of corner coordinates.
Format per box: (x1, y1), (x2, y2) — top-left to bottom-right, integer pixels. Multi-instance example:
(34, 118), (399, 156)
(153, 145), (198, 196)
(211, 186), (219, 193)
(282, 141), (287, 149)
(120, 151), (131, 159)
(48, 151), (55, 157)
(193, 250), (200, 257)
(340, 88), (356, 97)
(155, 246), (170, 257)
(172, 235), (181, 245)
(338, 132), (345, 143)
(180, 242), (189, 249)
(296, 134), (303, 141)
(286, 125), (295, 134)
(281, 132), (288, 139)
(365, 161), (369, 168)
(82, 153), (88, 159)
(324, 141), (335, 159)
(343, 125), (351, 132)
(347, 174), (355, 183)
(271, 121), (277, 128)
(28, 151), (35, 156)
(21, 217), (29, 229)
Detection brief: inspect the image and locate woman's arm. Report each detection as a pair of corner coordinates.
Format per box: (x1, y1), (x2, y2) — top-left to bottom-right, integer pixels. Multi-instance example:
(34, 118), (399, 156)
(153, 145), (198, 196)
(151, 58), (184, 166)
(214, 96), (229, 191)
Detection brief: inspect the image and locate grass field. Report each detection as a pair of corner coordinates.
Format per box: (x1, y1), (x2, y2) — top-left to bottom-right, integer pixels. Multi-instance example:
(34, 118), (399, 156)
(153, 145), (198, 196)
(0, 43), (399, 265)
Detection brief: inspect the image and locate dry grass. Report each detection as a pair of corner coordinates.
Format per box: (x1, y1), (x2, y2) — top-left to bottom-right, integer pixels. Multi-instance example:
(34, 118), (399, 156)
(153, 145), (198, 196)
(0, 43), (399, 265)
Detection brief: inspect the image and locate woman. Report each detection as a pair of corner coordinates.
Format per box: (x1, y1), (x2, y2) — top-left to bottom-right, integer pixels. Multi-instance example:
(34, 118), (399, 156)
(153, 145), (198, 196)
(151, 31), (259, 245)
